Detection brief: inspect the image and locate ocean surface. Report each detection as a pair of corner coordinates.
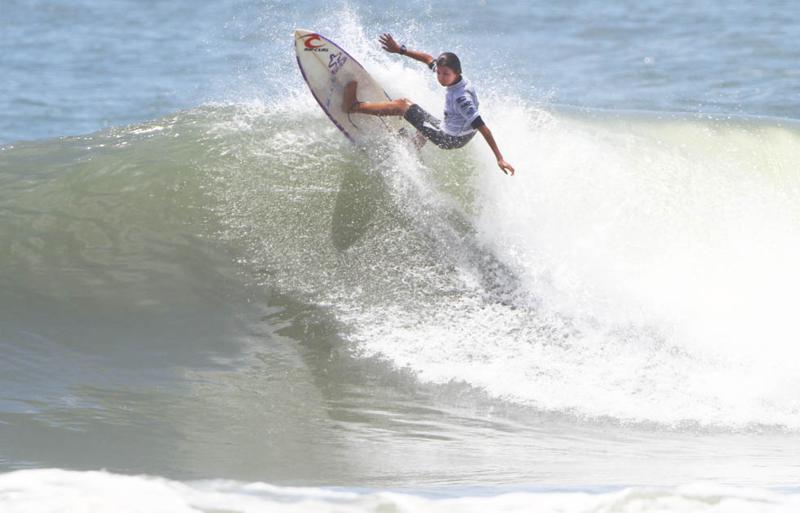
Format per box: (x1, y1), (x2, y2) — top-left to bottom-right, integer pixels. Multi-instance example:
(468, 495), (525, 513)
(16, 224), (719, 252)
(2, 1), (800, 511)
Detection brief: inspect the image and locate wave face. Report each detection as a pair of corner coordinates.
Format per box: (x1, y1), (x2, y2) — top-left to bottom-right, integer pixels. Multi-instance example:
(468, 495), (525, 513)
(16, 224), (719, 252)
(5, 86), (800, 434)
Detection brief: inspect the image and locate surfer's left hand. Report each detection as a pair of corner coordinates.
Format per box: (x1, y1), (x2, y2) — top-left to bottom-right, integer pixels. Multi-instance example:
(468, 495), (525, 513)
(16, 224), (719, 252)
(379, 33), (402, 54)
(498, 159), (515, 176)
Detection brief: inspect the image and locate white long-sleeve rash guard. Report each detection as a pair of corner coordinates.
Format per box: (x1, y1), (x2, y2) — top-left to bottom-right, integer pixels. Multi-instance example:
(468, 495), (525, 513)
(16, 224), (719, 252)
(441, 77), (484, 137)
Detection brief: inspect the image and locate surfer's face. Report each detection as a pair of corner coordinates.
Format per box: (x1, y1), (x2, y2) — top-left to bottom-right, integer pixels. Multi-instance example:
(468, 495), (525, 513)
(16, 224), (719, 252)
(436, 65), (460, 86)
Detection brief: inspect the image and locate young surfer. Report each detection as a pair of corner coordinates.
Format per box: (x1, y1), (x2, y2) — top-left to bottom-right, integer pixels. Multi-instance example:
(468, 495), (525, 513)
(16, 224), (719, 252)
(343, 33), (515, 176)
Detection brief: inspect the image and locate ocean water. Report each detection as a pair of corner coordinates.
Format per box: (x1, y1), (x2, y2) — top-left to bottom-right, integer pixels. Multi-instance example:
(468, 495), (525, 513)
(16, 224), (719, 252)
(2, 0), (800, 511)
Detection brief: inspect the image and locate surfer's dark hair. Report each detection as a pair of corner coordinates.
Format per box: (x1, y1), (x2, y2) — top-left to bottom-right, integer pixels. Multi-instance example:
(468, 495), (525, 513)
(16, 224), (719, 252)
(436, 52), (461, 74)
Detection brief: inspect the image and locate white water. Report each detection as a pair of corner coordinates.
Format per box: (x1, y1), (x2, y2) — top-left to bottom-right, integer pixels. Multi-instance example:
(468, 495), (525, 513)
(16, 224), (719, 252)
(332, 90), (800, 429)
(2, 469), (800, 513)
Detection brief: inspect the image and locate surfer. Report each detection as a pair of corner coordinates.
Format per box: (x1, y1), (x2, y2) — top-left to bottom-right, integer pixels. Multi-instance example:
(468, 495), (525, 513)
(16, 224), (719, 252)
(343, 33), (515, 176)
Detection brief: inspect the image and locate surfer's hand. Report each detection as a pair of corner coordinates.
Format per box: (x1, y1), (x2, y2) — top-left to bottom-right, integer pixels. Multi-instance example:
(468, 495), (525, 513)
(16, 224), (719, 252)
(379, 33), (402, 54)
(498, 159), (515, 176)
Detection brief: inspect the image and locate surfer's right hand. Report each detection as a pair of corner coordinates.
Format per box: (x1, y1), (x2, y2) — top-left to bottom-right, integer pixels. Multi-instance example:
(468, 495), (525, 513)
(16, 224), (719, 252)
(379, 33), (402, 54)
(498, 159), (515, 176)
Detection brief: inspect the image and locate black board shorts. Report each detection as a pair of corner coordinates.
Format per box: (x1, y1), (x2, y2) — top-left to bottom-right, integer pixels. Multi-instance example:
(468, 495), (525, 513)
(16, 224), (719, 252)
(403, 104), (475, 149)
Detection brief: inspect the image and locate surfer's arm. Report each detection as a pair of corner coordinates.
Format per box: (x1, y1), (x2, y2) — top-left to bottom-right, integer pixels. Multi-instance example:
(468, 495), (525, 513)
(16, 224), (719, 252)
(477, 124), (515, 176)
(379, 33), (433, 67)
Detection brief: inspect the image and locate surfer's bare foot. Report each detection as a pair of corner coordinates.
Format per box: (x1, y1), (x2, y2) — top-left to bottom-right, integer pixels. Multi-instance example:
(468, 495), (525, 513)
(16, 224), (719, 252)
(343, 81), (361, 113)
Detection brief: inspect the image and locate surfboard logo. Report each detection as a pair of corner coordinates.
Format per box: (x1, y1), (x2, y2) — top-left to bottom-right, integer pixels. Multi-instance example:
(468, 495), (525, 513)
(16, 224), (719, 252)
(300, 34), (328, 52)
(328, 52), (347, 74)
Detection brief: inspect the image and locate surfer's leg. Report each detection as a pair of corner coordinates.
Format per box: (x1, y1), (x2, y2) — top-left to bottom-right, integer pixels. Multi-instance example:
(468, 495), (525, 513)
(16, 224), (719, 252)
(402, 104), (443, 145)
(343, 81), (411, 116)
(402, 104), (472, 149)
(354, 99), (411, 116)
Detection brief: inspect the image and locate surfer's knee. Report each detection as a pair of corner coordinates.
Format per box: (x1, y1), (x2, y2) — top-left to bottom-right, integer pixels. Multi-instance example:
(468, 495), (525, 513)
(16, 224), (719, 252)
(396, 98), (413, 114)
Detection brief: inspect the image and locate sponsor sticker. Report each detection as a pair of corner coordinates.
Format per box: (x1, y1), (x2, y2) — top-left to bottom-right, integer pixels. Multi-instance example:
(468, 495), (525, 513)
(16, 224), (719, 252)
(328, 52), (347, 74)
(300, 33), (328, 52)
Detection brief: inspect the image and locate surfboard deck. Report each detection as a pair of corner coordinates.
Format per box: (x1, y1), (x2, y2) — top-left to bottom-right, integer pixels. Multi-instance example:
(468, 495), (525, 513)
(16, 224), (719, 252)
(293, 29), (404, 147)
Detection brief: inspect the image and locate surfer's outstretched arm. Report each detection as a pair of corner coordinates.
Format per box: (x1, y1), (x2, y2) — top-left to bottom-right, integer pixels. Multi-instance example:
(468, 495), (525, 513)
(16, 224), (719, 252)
(477, 124), (515, 176)
(380, 33), (433, 67)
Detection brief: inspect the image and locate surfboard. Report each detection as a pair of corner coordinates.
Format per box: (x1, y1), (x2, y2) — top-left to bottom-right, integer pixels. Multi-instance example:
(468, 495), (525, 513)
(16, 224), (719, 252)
(293, 29), (403, 147)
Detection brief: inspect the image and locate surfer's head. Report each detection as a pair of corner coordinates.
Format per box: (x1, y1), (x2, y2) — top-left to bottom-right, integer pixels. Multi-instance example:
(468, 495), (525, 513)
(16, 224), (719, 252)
(435, 52), (462, 86)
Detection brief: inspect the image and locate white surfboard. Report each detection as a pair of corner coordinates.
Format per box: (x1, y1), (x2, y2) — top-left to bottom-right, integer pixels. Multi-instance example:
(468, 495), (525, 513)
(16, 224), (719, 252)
(293, 29), (403, 147)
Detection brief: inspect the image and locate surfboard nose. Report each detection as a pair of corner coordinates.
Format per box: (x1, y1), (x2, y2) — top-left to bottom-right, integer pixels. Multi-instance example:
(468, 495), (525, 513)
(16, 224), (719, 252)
(294, 28), (313, 40)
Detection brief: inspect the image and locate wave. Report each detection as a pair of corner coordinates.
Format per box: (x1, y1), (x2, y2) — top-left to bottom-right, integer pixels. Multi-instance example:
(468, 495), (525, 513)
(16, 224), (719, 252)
(3, 77), (800, 430)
